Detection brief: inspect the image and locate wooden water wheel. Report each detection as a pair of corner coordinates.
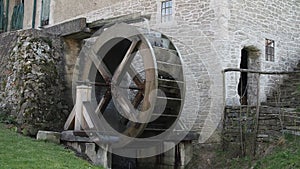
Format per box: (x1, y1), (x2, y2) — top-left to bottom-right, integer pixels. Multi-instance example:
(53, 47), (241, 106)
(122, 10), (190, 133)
(72, 23), (185, 139)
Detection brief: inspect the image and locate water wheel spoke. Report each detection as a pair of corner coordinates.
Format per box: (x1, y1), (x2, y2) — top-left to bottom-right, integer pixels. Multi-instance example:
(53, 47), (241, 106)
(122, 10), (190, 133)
(84, 47), (112, 81)
(95, 90), (112, 115)
(121, 91), (144, 126)
(114, 87), (139, 122)
(132, 91), (144, 108)
(112, 38), (141, 85)
(128, 65), (144, 88)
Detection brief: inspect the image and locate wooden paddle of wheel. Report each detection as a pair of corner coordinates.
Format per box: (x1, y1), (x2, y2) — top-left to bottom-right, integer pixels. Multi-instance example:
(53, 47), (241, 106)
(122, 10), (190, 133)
(68, 23), (185, 139)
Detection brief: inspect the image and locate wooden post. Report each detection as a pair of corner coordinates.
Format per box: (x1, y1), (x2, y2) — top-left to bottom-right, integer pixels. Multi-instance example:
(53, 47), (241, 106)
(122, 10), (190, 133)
(253, 73), (261, 156)
(222, 70), (227, 151)
(74, 85), (92, 131)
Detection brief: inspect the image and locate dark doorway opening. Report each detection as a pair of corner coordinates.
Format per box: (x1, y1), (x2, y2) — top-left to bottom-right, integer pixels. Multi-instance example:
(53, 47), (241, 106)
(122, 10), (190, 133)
(238, 48), (248, 105)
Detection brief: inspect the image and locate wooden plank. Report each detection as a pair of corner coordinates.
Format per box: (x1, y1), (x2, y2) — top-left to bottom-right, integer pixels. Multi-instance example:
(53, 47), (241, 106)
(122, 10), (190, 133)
(74, 90), (83, 131)
(157, 62), (183, 81)
(74, 86), (92, 131)
(87, 13), (151, 29)
(61, 131), (119, 143)
(61, 131), (93, 142)
(158, 85), (181, 98)
(82, 107), (95, 129)
(95, 90), (112, 116)
(224, 68), (300, 75)
(154, 47), (180, 65)
(83, 102), (103, 131)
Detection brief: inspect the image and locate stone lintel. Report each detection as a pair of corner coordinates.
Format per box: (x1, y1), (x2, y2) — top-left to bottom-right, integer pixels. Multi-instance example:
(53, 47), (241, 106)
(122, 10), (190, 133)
(87, 12), (151, 29)
(43, 18), (89, 37)
(42, 13), (151, 40)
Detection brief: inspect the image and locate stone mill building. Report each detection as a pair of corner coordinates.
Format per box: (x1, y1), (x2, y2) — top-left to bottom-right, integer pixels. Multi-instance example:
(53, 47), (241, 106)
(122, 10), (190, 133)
(0, 0), (299, 167)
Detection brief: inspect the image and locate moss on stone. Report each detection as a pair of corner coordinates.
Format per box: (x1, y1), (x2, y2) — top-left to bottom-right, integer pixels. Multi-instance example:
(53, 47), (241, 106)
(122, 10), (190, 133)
(1, 32), (68, 136)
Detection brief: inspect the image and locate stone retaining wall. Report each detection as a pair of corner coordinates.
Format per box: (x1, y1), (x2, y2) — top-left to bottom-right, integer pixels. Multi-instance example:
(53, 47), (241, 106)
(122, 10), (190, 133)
(223, 64), (300, 156)
(0, 29), (69, 136)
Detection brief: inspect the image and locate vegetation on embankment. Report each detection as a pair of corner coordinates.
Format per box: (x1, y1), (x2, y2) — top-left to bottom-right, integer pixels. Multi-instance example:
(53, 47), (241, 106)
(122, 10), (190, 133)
(0, 123), (103, 169)
(214, 134), (300, 169)
(253, 134), (300, 169)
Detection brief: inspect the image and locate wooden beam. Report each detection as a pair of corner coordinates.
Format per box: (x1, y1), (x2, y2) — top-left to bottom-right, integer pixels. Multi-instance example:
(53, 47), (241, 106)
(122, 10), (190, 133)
(82, 106), (95, 129)
(83, 102), (103, 131)
(224, 68), (300, 75)
(87, 13), (151, 29)
(61, 131), (93, 142)
(74, 85), (92, 131)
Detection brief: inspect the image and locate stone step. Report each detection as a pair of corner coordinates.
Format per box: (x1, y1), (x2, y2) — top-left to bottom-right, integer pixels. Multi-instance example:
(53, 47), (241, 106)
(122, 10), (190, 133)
(36, 130), (61, 144)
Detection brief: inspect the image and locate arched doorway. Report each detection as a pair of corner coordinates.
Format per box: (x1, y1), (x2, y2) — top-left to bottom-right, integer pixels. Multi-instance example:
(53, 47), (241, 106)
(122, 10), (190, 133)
(238, 48), (248, 105)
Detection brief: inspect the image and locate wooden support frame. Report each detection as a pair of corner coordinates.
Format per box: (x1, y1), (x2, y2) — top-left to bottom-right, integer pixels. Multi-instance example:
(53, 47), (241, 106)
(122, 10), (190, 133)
(64, 85), (101, 131)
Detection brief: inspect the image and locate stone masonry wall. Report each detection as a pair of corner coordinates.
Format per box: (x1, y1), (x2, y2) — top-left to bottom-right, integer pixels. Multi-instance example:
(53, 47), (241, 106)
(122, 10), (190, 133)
(0, 30), (69, 136)
(223, 63), (300, 156)
(225, 0), (300, 105)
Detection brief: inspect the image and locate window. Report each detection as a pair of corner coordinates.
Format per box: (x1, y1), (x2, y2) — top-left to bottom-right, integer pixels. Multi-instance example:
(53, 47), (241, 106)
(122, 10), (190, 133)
(10, 0), (24, 30)
(0, 0), (4, 32)
(161, 0), (172, 23)
(265, 39), (275, 62)
(41, 0), (51, 26)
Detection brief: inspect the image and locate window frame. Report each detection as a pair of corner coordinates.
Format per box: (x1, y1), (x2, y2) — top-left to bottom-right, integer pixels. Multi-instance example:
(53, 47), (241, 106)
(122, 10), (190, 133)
(265, 39), (275, 62)
(161, 0), (173, 23)
(40, 0), (50, 26)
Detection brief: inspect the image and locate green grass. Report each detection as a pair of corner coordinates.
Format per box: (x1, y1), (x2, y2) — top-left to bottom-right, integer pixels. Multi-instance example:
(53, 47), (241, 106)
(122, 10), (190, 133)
(0, 124), (104, 169)
(253, 134), (300, 169)
(215, 134), (300, 169)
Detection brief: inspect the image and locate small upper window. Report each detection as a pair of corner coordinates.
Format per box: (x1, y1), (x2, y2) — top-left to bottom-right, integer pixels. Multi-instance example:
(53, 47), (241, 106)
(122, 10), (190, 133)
(161, 0), (172, 23)
(41, 0), (51, 26)
(265, 39), (275, 62)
